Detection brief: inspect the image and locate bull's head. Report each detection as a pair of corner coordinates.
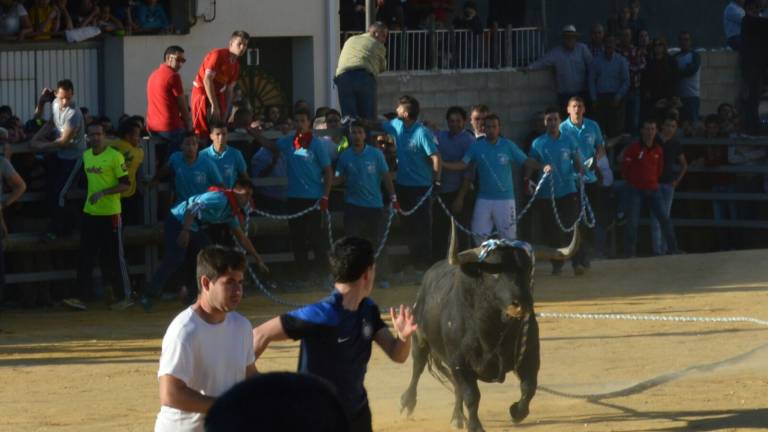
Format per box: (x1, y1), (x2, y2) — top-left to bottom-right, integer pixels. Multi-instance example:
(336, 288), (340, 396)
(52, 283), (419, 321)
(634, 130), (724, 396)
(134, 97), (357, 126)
(447, 221), (579, 320)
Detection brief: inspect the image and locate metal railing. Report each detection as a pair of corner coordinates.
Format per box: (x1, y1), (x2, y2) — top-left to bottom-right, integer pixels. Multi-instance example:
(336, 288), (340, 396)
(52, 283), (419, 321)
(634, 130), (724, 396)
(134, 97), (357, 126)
(341, 26), (545, 72)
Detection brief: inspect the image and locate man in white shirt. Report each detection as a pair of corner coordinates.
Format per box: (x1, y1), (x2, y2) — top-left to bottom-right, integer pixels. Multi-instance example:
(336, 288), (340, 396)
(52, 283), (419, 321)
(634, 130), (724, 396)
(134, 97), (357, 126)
(154, 245), (257, 432)
(723, 0), (746, 50)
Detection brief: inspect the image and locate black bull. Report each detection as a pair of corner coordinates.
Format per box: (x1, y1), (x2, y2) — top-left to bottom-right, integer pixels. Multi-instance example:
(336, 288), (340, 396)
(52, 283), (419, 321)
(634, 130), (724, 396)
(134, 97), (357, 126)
(400, 223), (579, 431)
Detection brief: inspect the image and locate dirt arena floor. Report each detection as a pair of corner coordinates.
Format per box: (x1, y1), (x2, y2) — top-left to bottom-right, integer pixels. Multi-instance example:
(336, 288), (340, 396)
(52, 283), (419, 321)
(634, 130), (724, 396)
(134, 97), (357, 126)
(2, 250), (768, 431)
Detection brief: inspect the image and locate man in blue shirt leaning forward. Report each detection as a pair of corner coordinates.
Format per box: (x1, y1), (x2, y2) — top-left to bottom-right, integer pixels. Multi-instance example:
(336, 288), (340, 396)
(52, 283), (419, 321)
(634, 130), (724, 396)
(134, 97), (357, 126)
(253, 236), (418, 432)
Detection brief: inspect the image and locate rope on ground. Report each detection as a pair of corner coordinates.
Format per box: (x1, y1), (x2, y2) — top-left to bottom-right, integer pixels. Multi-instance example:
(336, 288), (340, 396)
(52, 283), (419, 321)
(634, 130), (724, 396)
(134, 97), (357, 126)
(536, 311), (768, 327)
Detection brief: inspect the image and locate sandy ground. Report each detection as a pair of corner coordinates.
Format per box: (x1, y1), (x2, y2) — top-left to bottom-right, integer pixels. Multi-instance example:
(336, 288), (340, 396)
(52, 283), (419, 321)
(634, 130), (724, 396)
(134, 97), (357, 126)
(2, 250), (768, 432)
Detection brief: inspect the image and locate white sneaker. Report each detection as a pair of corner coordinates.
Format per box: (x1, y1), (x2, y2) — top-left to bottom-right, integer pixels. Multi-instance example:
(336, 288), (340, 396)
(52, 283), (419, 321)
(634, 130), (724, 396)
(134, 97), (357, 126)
(62, 298), (87, 310)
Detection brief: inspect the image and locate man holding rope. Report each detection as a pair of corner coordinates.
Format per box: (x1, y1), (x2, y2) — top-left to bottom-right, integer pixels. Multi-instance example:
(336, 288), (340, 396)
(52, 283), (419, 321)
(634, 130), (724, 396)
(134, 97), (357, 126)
(527, 107), (583, 276)
(442, 114), (551, 244)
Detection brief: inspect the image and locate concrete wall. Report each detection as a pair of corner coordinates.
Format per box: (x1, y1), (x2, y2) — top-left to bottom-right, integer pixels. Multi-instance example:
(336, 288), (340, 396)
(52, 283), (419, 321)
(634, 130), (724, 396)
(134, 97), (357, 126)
(377, 50), (740, 142)
(113, 0), (337, 119)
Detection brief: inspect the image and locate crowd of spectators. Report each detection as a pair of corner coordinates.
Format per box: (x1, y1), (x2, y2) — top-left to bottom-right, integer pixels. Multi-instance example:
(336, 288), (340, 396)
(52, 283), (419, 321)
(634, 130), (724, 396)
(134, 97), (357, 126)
(0, 0), (172, 41)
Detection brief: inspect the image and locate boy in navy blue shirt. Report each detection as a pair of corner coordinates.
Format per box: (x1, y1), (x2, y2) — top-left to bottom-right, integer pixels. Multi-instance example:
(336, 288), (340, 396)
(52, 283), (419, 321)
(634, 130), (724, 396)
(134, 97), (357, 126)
(253, 237), (418, 432)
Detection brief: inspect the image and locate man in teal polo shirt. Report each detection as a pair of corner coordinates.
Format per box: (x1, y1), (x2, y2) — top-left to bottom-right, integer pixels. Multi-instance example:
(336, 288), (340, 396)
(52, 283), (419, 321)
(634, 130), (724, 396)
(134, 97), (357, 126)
(381, 95), (441, 271)
(528, 107), (583, 275)
(559, 96), (604, 270)
(443, 114), (550, 244)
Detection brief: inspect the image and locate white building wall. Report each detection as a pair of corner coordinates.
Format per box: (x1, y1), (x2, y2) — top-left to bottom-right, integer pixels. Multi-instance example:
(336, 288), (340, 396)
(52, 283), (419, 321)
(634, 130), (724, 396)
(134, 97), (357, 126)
(119, 0), (338, 117)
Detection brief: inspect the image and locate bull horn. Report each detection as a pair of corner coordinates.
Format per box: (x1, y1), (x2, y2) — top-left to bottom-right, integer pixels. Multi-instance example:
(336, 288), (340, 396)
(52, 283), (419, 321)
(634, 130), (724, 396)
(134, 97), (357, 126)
(448, 219), (460, 265)
(533, 228), (580, 261)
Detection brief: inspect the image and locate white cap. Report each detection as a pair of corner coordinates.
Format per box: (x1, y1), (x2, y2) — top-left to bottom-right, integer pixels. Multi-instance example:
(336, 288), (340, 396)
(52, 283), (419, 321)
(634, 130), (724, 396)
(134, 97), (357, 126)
(562, 25), (579, 35)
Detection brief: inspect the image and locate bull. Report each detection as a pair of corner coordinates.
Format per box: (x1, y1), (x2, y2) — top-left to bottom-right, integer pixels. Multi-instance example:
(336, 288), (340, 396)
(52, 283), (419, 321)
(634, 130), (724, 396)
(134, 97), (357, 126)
(400, 223), (578, 431)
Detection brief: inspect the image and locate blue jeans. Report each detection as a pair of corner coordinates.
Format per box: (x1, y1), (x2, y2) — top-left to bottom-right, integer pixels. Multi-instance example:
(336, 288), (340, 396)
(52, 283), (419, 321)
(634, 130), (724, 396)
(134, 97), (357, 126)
(649, 183), (675, 255)
(147, 217), (210, 298)
(625, 186), (678, 257)
(150, 129), (186, 164)
(335, 69), (377, 120)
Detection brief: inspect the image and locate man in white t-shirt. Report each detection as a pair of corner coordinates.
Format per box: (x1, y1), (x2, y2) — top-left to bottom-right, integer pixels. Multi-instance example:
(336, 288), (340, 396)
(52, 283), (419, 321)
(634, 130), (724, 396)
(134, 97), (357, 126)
(154, 245), (257, 432)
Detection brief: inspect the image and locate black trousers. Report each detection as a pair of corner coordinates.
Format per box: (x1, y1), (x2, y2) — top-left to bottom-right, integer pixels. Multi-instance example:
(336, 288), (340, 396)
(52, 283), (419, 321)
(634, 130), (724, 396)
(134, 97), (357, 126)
(396, 185), (433, 270)
(287, 198), (328, 274)
(75, 213), (131, 301)
(349, 403), (372, 432)
(573, 182), (599, 267)
(534, 193), (579, 270)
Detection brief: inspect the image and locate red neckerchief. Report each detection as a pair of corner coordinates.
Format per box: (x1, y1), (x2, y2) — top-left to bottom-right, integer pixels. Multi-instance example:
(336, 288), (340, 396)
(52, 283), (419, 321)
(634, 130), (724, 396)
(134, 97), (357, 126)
(293, 131), (313, 150)
(208, 186), (246, 225)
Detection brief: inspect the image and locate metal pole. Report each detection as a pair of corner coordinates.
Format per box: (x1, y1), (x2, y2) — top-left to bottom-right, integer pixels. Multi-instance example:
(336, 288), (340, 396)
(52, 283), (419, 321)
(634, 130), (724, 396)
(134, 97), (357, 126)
(366, 0), (373, 29)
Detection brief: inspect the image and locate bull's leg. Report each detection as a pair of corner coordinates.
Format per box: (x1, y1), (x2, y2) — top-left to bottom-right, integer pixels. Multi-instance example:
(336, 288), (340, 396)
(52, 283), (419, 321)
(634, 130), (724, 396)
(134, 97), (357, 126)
(510, 320), (540, 424)
(400, 334), (429, 416)
(452, 366), (484, 432)
(450, 388), (466, 429)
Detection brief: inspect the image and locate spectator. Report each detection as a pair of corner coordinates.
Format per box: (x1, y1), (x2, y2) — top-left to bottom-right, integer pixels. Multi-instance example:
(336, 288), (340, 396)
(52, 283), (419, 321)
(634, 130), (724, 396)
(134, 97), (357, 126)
(147, 45), (192, 160)
(375, 0), (404, 31)
(135, 0), (169, 32)
(374, 133), (397, 171)
(340, 0), (365, 32)
(27, 0), (59, 39)
(453, 1), (482, 34)
(227, 107), (260, 163)
(452, 1), (483, 68)
(335, 22), (388, 120)
(487, 0), (527, 66)
(588, 23), (605, 57)
(560, 96), (605, 271)
(153, 246), (258, 432)
(0, 127), (27, 304)
(625, 0), (647, 37)
(111, 0), (135, 34)
(252, 237), (418, 432)
(527, 108), (582, 275)
(260, 109), (332, 280)
(650, 116), (687, 256)
(72, 0), (98, 28)
(431, 106), (474, 257)
(30, 80), (87, 239)
(724, 0), (746, 50)
(53, 0), (73, 32)
(622, 119), (680, 257)
(333, 122), (397, 288)
(0, 107), (25, 143)
(261, 105), (282, 131)
(65, 123), (132, 311)
(381, 95), (440, 273)
(94, 2), (123, 34)
(152, 133), (223, 204)
(0, 0), (31, 40)
(637, 28), (651, 56)
(717, 102), (739, 135)
(674, 31), (702, 125)
(640, 37), (678, 124)
(528, 25), (593, 114)
(250, 143), (287, 214)
(701, 115), (737, 250)
(618, 27), (646, 134)
(319, 109), (349, 165)
(142, 180), (268, 310)
(469, 103), (488, 138)
(191, 31), (249, 140)
(109, 120), (145, 225)
(589, 35), (630, 138)
(739, 0), (768, 136)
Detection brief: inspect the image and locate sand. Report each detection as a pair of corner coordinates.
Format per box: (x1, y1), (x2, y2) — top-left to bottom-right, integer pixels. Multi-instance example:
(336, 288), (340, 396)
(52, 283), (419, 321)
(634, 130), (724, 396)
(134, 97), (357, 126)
(1, 250), (768, 431)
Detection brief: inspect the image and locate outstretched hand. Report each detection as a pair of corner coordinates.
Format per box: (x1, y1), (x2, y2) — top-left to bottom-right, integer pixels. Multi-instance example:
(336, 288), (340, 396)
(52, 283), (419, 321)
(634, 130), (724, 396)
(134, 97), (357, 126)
(390, 305), (418, 340)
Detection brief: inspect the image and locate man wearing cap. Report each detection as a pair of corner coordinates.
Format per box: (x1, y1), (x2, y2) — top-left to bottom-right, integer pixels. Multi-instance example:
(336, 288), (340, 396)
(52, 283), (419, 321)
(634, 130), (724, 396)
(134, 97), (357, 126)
(335, 22), (388, 120)
(527, 25), (593, 114)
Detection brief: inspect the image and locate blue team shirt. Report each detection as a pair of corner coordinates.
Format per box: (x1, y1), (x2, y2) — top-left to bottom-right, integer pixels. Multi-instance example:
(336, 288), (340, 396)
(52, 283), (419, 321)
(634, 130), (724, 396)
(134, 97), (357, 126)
(335, 145), (389, 209)
(168, 152), (224, 203)
(530, 132), (580, 199)
(280, 292), (386, 416)
(436, 129), (475, 194)
(382, 119), (437, 187)
(198, 145), (247, 188)
(559, 117), (604, 184)
(277, 136), (331, 199)
(462, 137), (528, 200)
(169, 191), (242, 232)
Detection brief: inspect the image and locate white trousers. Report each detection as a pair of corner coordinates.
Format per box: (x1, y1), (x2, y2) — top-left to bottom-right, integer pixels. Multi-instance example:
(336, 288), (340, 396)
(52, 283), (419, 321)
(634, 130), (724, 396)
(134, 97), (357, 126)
(471, 198), (517, 245)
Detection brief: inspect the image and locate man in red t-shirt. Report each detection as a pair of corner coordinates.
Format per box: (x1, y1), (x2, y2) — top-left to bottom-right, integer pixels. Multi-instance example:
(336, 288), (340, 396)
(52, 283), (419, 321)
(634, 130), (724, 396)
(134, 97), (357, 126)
(146, 45), (192, 155)
(191, 30), (249, 140)
(621, 118), (680, 257)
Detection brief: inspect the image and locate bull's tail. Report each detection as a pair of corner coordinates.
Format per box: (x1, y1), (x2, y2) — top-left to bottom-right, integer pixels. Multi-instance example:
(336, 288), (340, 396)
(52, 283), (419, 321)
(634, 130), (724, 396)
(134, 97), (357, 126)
(426, 352), (456, 392)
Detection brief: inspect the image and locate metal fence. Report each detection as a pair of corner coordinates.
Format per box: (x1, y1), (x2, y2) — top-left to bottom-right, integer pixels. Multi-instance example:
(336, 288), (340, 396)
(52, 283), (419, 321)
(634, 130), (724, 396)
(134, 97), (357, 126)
(0, 41), (101, 120)
(342, 27), (545, 72)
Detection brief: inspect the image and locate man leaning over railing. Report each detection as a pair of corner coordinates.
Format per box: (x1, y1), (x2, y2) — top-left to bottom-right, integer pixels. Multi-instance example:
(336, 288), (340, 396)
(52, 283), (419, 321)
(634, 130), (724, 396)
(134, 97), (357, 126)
(335, 22), (388, 120)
